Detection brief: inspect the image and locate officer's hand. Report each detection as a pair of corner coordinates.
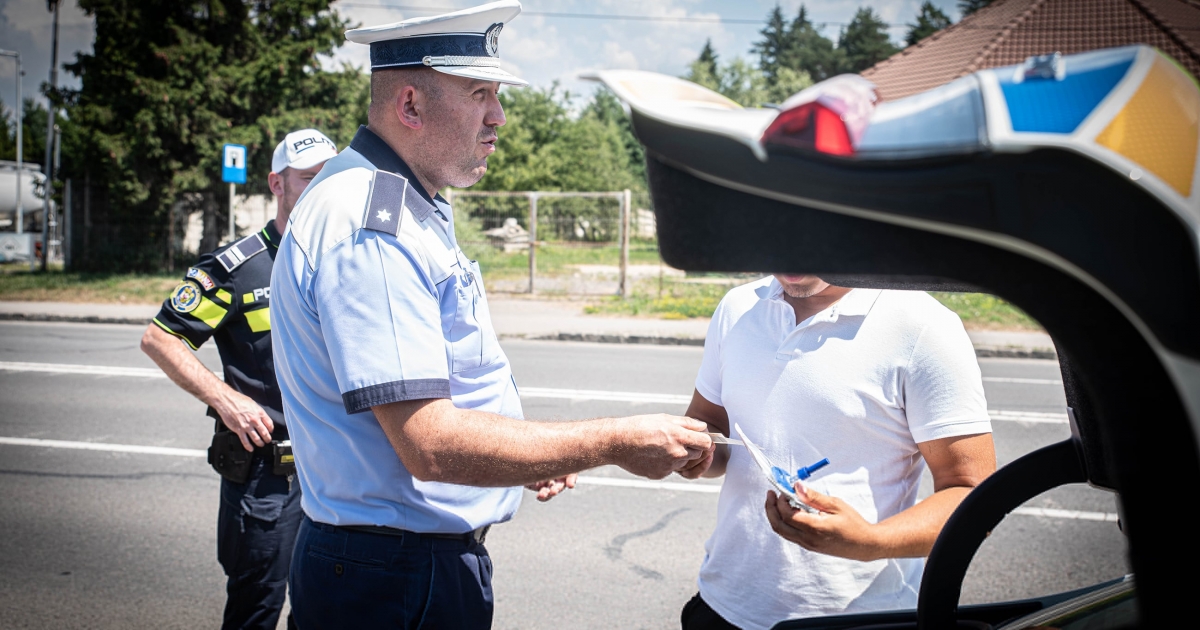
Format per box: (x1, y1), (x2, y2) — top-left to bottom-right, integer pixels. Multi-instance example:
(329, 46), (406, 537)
(764, 484), (881, 562)
(613, 414), (713, 480)
(215, 390), (274, 452)
(525, 474), (578, 502)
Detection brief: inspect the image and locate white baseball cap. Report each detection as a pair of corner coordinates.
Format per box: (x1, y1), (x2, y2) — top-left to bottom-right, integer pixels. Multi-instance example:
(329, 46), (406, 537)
(345, 0), (528, 86)
(271, 129), (338, 173)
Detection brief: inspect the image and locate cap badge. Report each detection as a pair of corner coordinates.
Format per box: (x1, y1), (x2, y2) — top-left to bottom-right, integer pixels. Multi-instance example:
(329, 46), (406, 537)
(485, 22), (503, 57)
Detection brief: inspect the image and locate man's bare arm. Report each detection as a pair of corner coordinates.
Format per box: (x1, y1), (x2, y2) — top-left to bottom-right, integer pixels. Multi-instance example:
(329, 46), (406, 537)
(765, 432), (996, 561)
(140, 324), (274, 451)
(677, 390), (729, 479)
(373, 397), (714, 487)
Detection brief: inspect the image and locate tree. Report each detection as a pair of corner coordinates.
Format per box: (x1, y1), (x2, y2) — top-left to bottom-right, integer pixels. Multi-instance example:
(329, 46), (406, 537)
(752, 4), (791, 86)
(0, 98), (51, 168)
(685, 53), (769, 107)
(781, 6), (846, 82)
(958, 0), (994, 16)
(61, 0), (368, 270)
(838, 7), (900, 73)
(907, 1), (953, 46)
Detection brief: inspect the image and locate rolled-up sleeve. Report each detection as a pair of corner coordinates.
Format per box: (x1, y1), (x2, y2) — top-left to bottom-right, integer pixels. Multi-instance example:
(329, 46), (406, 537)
(314, 230), (451, 414)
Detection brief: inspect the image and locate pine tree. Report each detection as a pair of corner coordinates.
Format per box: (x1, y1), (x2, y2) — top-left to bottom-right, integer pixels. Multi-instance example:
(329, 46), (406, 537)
(959, 0), (994, 15)
(752, 4), (791, 85)
(906, 1), (953, 46)
(838, 7), (900, 73)
(782, 5), (846, 82)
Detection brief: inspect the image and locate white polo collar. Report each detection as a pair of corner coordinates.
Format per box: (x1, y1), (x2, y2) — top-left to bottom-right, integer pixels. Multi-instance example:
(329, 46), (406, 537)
(765, 278), (882, 322)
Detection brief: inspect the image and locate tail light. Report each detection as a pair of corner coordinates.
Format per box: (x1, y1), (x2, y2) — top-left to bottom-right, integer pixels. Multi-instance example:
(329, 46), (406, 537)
(761, 102), (854, 156)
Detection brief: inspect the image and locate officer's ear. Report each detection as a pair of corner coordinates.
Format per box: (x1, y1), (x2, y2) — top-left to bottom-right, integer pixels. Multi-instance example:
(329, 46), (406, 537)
(396, 85), (424, 131)
(268, 170), (286, 198)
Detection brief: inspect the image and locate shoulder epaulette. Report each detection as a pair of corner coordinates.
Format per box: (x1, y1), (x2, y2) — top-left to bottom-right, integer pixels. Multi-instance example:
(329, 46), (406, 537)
(216, 233), (268, 272)
(362, 170), (409, 236)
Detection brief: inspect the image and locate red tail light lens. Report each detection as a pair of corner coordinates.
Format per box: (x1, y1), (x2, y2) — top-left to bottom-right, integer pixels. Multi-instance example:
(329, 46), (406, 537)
(761, 102), (854, 156)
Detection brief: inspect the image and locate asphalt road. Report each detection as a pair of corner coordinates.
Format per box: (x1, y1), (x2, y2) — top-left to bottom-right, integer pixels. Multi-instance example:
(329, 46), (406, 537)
(0, 321), (1128, 629)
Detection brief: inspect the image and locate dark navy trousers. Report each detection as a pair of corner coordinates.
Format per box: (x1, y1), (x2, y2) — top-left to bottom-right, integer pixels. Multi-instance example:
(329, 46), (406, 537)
(289, 517), (494, 629)
(217, 451), (303, 630)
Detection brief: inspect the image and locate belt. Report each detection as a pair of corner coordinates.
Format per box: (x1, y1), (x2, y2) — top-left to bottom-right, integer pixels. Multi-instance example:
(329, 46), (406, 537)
(342, 524), (490, 545)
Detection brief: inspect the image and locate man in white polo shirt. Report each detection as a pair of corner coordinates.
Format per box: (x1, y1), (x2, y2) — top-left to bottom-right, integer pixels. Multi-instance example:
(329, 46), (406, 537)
(677, 274), (996, 630)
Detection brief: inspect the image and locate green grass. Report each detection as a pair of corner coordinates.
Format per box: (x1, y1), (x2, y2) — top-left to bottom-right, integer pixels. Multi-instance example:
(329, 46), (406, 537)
(0, 269), (179, 304)
(929, 291), (1042, 330)
(462, 241), (662, 278)
(587, 279), (1043, 331)
(585, 278), (739, 319)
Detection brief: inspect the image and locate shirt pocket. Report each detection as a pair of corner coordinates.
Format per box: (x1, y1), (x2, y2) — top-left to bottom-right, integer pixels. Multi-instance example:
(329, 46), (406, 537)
(448, 261), (502, 374)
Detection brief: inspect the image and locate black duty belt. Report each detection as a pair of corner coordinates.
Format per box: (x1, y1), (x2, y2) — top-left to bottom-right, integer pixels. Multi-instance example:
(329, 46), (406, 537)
(342, 524), (490, 545)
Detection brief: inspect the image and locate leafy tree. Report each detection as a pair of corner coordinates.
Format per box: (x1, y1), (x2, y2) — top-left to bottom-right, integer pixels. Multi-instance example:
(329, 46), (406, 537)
(766, 66), (813, 104)
(781, 6), (845, 82)
(958, 0), (994, 15)
(0, 98), (51, 168)
(907, 1), (953, 46)
(61, 0), (368, 270)
(838, 7), (900, 73)
(585, 87), (645, 183)
(696, 39), (719, 80)
(476, 84), (643, 193)
(685, 54), (769, 107)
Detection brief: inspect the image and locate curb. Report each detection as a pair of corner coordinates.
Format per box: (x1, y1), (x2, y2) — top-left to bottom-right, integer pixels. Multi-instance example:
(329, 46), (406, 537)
(0, 312), (153, 326)
(1, 312), (1058, 360)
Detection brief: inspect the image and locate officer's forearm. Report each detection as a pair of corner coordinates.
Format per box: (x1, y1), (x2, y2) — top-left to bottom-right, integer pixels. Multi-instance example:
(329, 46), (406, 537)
(140, 324), (238, 414)
(375, 398), (632, 486)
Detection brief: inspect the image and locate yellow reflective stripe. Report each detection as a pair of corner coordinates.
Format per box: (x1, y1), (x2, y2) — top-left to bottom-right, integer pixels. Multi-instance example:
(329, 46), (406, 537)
(152, 317), (199, 350)
(245, 307), (271, 333)
(243, 292), (255, 304)
(192, 297), (228, 329)
(215, 289), (232, 305)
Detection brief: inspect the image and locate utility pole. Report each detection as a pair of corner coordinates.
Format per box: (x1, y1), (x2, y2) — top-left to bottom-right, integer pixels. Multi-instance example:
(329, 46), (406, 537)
(41, 0), (60, 270)
(0, 49), (21, 235)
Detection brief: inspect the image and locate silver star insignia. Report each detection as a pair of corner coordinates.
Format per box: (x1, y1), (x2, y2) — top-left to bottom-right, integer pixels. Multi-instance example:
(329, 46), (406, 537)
(376, 209), (392, 223)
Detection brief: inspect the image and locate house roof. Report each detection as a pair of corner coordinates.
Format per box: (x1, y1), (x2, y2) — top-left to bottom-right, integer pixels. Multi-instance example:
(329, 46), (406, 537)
(861, 0), (1200, 101)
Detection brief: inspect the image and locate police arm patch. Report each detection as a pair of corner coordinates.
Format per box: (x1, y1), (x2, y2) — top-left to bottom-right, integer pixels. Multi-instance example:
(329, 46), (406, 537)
(186, 267), (215, 291)
(171, 280), (203, 313)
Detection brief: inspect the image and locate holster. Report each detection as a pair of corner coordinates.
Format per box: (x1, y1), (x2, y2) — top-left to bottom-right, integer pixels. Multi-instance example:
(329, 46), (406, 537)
(208, 429), (254, 484)
(272, 440), (295, 476)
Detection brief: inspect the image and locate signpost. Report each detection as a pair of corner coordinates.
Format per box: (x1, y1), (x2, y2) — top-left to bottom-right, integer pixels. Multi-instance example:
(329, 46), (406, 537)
(221, 144), (246, 243)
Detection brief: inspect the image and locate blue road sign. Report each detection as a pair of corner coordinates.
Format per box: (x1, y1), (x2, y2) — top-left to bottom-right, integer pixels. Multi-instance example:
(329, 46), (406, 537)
(222, 144), (247, 184)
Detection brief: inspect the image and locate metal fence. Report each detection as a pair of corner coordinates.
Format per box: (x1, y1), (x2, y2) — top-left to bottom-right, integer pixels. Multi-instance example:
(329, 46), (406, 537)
(447, 189), (661, 296)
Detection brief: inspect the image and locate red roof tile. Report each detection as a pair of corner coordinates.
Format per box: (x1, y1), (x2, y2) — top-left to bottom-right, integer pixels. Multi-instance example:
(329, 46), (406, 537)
(862, 0), (1200, 101)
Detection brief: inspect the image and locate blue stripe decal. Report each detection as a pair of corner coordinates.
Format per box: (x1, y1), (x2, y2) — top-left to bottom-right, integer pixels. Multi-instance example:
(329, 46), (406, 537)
(1001, 61), (1132, 134)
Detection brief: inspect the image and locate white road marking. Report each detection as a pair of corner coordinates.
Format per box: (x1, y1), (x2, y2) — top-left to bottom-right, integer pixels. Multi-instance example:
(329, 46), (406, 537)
(983, 377), (1062, 385)
(1, 361), (1070, 423)
(0, 436), (206, 458)
(0, 437), (1117, 523)
(521, 386), (692, 405)
(988, 410), (1069, 424)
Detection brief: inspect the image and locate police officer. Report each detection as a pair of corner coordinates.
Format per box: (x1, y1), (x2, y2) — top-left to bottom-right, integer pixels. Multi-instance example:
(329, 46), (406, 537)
(270, 2), (714, 626)
(140, 129), (338, 630)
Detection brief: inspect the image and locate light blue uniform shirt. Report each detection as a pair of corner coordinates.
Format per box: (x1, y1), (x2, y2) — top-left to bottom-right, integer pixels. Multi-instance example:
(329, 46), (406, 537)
(271, 127), (523, 533)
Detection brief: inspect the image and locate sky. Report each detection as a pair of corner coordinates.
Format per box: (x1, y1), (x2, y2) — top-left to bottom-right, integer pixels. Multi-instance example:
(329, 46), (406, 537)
(0, 0), (966, 117)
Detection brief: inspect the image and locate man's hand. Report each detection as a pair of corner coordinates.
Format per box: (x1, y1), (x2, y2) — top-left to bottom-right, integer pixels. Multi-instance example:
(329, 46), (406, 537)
(612, 414), (713, 480)
(525, 474), (578, 502)
(214, 390), (275, 452)
(764, 485), (882, 562)
(676, 447), (716, 479)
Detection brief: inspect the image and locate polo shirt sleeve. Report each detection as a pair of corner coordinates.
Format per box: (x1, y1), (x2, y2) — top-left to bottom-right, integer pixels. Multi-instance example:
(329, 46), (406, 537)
(313, 231), (451, 414)
(152, 253), (238, 350)
(903, 313), (993, 443)
(694, 295), (730, 407)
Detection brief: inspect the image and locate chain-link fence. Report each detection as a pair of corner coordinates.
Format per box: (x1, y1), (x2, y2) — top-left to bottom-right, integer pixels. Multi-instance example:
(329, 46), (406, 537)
(448, 189), (665, 296)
